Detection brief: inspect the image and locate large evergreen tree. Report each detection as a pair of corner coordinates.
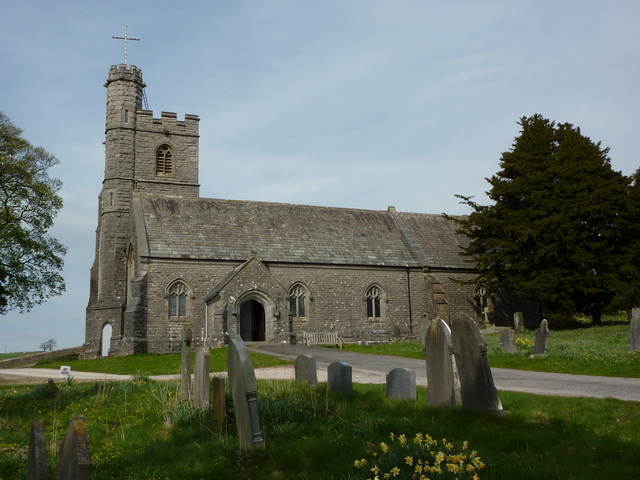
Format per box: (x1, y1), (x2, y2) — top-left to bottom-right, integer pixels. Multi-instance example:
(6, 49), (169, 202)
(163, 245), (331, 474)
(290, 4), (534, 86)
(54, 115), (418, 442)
(454, 114), (639, 323)
(0, 111), (66, 314)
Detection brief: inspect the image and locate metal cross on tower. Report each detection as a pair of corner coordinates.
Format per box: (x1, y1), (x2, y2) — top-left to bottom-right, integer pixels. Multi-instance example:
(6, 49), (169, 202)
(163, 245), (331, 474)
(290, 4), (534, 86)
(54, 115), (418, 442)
(112, 26), (140, 65)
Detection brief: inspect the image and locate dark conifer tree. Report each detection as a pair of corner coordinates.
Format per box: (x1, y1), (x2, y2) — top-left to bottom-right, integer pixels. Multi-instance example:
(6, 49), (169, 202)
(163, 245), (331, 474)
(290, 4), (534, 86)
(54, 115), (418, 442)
(453, 114), (639, 323)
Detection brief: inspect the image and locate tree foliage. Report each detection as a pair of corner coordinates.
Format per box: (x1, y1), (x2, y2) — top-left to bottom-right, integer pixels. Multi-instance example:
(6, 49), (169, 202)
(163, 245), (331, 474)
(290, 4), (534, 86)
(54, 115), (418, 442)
(39, 338), (57, 352)
(0, 111), (66, 314)
(453, 114), (640, 322)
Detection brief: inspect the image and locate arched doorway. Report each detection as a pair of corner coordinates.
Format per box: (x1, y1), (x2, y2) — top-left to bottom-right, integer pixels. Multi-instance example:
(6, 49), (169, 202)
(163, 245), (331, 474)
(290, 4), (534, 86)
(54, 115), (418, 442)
(239, 299), (266, 341)
(101, 323), (113, 357)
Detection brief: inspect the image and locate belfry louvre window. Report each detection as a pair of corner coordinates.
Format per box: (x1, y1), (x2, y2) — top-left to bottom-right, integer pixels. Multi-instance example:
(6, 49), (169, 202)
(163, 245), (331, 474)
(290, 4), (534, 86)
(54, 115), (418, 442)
(366, 286), (382, 318)
(168, 282), (188, 317)
(289, 284), (306, 318)
(156, 144), (173, 175)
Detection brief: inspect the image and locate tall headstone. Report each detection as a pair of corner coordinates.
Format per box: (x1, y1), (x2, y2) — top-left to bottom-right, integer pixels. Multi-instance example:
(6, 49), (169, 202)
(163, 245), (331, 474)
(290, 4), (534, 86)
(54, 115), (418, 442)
(295, 355), (318, 385)
(193, 347), (210, 410)
(533, 319), (549, 355)
(425, 318), (460, 406)
(227, 337), (265, 450)
(451, 313), (503, 412)
(327, 362), (352, 394)
(386, 368), (416, 400)
(181, 326), (192, 399)
(421, 314), (433, 352)
(28, 419), (48, 480)
(631, 308), (640, 351)
(212, 377), (226, 423)
(500, 329), (517, 354)
(56, 417), (93, 480)
(513, 312), (525, 332)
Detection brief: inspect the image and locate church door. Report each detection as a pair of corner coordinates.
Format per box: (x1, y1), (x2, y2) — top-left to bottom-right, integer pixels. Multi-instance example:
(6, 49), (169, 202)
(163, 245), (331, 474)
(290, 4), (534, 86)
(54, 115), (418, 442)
(239, 300), (266, 341)
(101, 323), (113, 357)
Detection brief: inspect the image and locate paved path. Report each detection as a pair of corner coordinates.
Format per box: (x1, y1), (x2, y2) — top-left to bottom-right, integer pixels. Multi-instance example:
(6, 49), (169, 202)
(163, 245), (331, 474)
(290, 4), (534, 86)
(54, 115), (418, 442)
(249, 344), (640, 403)
(2, 345), (639, 402)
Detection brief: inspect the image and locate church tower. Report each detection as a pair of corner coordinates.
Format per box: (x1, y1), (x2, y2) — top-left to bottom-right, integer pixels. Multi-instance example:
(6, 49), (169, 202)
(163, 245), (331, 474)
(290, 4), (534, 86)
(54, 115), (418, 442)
(84, 64), (200, 357)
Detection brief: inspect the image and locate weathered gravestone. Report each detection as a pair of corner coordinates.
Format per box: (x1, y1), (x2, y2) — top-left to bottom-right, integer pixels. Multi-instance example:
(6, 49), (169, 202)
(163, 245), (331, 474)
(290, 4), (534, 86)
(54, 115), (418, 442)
(28, 419), (48, 480)
(513, 312), (525, 332)
(181, 326), (192, 399)
(500, 329), (517, 354)
(327, 362), (352, 394)
(425, 318), (461, 406)
(295, 355), (318, 385)
(57, 417), (92, 480)
(227, 337), (265, 450)
(193, 347), (210, 410)
(631, 308), (640, 351)
(386, 368), (416, 400)
(451, 313), (503, 412)
(421, 313), (433, 353)
(212, 376), (226, 423)
(533, 319), (549, 356)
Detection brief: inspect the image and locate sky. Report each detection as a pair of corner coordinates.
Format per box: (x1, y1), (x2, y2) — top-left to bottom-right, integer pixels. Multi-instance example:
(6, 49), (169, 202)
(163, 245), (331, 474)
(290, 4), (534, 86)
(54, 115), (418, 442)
(1, 1), (638, 353)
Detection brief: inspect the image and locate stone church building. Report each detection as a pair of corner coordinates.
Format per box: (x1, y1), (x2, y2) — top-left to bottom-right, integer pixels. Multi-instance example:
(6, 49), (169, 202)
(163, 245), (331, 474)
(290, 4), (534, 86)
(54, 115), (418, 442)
(83, 64), (538, 357)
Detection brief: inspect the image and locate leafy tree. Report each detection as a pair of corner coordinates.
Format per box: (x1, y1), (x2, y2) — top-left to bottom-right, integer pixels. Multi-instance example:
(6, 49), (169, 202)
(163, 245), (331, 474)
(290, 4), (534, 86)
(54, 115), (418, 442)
(39, 338), (57, 352)
(453, 114), (640, 323)
(0, 112), (66, 314)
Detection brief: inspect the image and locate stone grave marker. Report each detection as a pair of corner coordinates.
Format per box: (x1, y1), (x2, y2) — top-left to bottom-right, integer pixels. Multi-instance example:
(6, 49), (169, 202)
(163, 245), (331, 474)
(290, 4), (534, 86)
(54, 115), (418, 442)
(386, 368), (416, 400)
(451, 313), (503, 412)
(28, 419), (48, 480)
(421, 313), (433, 352)
(500, 329), (518, 354)
(181, 326), (192, 398)
(533, 319), (549, 355)
(513, 312), (525, 332)
(212, 376), (226, 423)
(631, 308), (640, 351)
(57, 417), (93, 480)
(295, 355), (318, 385)
(194, 347), (210, 410)
(227, 337), (265, 451)
(327, 362), (352, 394)
(425, 318), (460, 406)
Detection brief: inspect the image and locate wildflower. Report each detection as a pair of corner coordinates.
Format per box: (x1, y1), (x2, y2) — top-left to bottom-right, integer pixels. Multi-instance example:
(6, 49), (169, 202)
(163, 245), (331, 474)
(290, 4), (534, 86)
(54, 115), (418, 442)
(399, 434), (407, 446)
(380, 442), (389, 454)
(371, 465), (380, 474)
(405, 455), (413, 466)
(391, 466), (401, 477)
(462, 440), (469, 450)
(390, 433), (395, 440)
(466, 464), (476, 472)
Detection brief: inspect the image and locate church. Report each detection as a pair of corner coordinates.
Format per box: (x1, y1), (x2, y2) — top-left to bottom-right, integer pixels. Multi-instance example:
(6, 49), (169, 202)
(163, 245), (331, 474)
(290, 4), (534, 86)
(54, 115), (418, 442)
(83, 64), (539, 357)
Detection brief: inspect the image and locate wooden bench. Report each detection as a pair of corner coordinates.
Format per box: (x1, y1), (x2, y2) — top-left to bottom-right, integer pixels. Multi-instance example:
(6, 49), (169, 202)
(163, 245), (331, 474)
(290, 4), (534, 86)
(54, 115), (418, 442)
(302, 332), (342, 349)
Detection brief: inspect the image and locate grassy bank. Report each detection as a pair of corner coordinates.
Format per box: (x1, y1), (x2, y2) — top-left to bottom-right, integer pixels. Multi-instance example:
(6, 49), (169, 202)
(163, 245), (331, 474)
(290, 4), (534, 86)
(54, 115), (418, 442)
(1, 378), (638, 479)
(343, 323), (640, 378)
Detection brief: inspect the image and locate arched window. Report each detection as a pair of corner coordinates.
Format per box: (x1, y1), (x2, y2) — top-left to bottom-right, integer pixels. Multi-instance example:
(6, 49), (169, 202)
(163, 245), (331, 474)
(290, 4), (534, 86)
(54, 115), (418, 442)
(366, 285), (383, 318)
(474, 283), (490, 316)
(156, 144), (173, 175)
(168, 281), (188, 317)
(289, 284), (308, 318)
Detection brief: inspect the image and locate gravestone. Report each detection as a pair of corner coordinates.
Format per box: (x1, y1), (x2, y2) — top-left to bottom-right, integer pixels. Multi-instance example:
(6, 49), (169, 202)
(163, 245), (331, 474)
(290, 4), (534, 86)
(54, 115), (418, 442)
(57, 417), (92, 480)
(327, 362), (352, 394)
(425, 318), (460, 406)
(631, 308), (640, 351)
(500, 329), (517, 354)
(533, 319), (549, 355)
(451, 313), (503, 412)
(193, 347), (210, 410)
(181, 326), (192, 398)
(227, 337), (265, 450)
(513, 312), (525, 332)
(28, 419), (48, 480)
(295, 355), (318, 385)
(386, 368), (416, 400)
(212, 376), (226, 423)
(421, 314), (433, 352)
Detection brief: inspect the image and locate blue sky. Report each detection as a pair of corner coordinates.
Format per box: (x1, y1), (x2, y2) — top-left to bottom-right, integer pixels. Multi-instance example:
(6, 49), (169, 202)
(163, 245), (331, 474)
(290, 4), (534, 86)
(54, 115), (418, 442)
(1, 1), (638, 352)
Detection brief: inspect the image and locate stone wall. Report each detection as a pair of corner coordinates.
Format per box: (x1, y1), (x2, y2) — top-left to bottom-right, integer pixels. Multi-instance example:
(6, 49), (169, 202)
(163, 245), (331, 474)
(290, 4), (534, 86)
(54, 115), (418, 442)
(0, 347), (83, 369)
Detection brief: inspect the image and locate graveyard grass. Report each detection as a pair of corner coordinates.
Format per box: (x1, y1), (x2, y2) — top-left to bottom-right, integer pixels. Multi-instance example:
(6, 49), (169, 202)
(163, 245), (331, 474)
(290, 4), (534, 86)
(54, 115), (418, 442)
(344, 322), (640, 379)
(1, 377), (638, 479)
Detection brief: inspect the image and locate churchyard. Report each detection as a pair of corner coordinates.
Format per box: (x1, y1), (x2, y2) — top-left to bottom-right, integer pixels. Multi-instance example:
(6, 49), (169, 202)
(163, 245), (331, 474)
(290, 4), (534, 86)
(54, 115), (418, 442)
(1, 319), (639, 479)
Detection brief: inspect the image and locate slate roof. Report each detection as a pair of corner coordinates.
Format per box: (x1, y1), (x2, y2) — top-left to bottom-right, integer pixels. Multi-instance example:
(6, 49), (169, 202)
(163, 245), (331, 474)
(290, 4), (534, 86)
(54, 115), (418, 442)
(136, 195), (468, 269)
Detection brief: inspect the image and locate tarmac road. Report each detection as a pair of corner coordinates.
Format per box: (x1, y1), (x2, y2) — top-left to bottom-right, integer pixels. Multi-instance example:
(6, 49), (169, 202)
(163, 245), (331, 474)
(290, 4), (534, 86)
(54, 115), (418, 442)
(2, 345), (639, 402)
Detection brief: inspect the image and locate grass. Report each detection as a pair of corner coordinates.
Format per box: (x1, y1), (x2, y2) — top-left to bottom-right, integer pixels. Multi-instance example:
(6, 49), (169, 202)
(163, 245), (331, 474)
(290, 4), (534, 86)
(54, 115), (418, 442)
(31, 347), (290, 376)
(0, 378), (638, 479)
(342, 323), (640, 378)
